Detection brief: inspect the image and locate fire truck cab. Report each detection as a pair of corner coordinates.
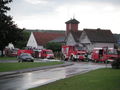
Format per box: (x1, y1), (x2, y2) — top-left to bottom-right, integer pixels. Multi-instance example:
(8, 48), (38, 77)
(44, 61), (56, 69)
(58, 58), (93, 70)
(62, 45), (86, 61)
(39, 49), (54, 59)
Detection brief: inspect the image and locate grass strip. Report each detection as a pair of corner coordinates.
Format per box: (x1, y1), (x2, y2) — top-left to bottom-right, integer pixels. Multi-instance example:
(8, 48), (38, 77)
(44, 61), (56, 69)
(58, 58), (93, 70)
(0, 57), (17, 60)
(30, 68), (120, 90)
(0, 62), (63, 72)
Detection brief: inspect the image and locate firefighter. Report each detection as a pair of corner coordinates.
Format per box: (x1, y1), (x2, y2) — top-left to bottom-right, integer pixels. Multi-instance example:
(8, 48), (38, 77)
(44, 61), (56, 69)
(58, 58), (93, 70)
(99, 49), (103, 59)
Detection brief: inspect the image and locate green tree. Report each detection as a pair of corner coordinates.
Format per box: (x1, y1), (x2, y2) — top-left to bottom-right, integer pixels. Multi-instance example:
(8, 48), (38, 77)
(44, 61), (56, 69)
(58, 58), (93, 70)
(45, 42), (62, 52)
(14, 31), (31, 49)
(0, 0), (23, 56)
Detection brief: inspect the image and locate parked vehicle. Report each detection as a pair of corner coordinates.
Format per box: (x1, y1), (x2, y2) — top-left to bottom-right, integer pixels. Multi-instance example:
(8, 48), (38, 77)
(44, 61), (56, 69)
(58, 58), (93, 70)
(17, 49), (34, 56)
(39, 49), (54, 59)
(91, 47), (119, 63)
(10, 48), (19, 57)
(4, 48), (19, 57)
(17, 48), (54, 59)
(17, 53), (34, 62)
(62, 45), (86, 61)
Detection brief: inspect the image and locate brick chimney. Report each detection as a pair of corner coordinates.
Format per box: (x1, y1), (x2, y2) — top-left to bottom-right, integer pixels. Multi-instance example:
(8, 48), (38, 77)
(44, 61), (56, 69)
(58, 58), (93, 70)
(65, 18), (80, 34)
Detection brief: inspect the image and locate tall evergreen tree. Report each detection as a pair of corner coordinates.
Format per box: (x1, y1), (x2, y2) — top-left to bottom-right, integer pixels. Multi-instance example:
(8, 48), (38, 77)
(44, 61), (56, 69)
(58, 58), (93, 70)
(0, 0), (23, 56)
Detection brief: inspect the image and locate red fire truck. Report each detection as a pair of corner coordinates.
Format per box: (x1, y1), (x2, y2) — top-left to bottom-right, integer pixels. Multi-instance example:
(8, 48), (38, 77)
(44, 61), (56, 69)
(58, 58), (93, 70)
(91, 47), (119, 63)
(38, 49), (54, 59)
(62, 45), (86, 61)
(17, 49), (34, 56)
(18, 49), (54, 59)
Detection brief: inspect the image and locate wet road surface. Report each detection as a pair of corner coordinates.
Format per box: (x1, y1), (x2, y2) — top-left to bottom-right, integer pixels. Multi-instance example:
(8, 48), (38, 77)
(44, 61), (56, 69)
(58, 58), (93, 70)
(0, 62), (110, 90)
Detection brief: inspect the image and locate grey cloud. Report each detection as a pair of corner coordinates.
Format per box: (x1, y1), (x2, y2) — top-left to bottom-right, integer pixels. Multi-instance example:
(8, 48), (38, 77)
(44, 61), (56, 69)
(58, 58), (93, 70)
(10, 0), (120, 16)
(11, 0), (56, 16)
(48, 0), (120, 5)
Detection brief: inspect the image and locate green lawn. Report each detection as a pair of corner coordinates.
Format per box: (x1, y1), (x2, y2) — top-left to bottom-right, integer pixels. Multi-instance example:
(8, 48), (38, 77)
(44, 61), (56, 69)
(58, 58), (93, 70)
(0, 62), (63, 72)
(0, 56), (17, 60)
(30, 68), (120, 90)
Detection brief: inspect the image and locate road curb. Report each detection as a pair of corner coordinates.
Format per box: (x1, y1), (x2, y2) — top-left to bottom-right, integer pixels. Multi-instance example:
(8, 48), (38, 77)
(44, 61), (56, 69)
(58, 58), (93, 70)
(0, 62), (73, 77)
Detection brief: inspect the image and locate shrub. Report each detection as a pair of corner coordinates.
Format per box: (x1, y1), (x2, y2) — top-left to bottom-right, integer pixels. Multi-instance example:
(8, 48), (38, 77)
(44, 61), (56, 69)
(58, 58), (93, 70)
(111, 58), (120, 69)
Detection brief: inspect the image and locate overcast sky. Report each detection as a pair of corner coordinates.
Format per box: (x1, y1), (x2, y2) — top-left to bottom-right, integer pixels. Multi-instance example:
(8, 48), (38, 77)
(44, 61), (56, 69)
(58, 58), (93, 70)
(9, 0), (120, 33)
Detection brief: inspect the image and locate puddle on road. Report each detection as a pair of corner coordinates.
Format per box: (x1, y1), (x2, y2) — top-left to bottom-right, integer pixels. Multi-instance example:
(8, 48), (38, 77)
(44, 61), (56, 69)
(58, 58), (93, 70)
(21, 69), (66, 90)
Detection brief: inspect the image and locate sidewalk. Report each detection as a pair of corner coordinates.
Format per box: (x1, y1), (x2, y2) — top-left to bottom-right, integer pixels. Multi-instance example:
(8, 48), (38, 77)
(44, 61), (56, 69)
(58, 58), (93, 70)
(0, 62), (73, 77)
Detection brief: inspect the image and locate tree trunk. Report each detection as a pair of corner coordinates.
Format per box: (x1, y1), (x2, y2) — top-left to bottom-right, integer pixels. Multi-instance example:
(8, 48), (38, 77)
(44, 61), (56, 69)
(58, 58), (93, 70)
(0, 49), (4, 57)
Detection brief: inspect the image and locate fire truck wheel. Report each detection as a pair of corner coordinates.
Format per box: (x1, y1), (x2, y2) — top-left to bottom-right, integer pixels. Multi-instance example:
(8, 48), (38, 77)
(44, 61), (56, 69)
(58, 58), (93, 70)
(64, 58), (68, 61)
(63, 56), (67, 61)
(104, 61), (107, 63)
(18, 60), (20, 63)
(95, 60), (99, 63)
(31, 60), (34, 62)
(70, 55), (75, 61)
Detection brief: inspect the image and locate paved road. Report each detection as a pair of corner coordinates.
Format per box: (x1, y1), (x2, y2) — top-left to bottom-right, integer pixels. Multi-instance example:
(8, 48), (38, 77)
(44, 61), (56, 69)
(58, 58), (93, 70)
(0, 62), (110, 90)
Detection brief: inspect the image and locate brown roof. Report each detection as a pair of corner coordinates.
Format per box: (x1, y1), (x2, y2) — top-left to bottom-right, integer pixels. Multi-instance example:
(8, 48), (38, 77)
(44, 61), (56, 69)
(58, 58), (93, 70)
(33, 32), (65, 46)
(65, 18), (80, 24)
(65, 30), (82, 43)
(84, 29), (116, 43)
(49, 36), (65, 43)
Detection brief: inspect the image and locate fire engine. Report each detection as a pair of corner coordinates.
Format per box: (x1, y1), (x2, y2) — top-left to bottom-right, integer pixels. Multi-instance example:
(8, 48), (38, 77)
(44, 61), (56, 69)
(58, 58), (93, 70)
(17, 49), (34, 56)
(91, 47), (119, 63)
(38, 49), (54, 59)
(62, 45), (86, 61)
(18, 49), (54, 59)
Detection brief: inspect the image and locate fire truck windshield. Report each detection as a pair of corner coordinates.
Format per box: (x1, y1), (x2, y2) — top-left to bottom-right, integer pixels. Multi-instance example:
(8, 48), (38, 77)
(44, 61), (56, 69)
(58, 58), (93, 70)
(46, 51), (53, 54)
(107, 50), (118, 55)
(75, 47), (83, 51)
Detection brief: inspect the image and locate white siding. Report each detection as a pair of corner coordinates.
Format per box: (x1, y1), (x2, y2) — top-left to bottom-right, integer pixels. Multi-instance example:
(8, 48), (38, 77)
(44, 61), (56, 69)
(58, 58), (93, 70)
(79, 31), (91, 44)
(93, 43), (114, 49)
(66, 33), (76, 45)
(27, 33), (38, 48)
(86, 43), (114, 52)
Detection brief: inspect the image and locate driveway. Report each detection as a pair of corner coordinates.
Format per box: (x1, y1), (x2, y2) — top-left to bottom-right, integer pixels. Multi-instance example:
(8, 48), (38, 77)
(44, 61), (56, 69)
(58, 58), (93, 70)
(0, 62), (111, 90)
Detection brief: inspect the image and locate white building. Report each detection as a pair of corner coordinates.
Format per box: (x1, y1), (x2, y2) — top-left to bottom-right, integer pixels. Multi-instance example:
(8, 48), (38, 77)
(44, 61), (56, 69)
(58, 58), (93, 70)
(79, 29), (116, 51)
(65, 18), (116, 51)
